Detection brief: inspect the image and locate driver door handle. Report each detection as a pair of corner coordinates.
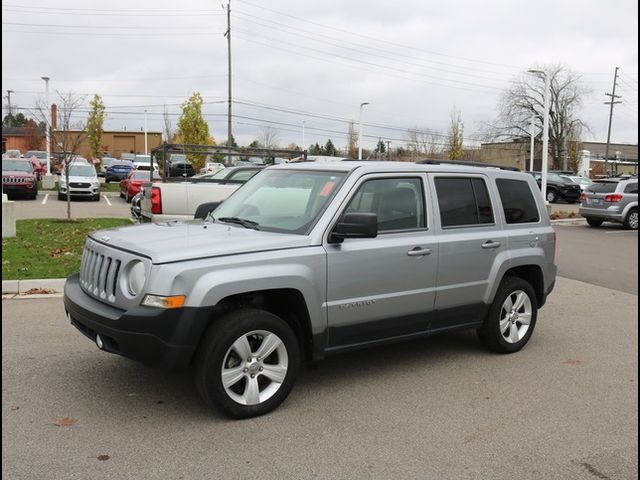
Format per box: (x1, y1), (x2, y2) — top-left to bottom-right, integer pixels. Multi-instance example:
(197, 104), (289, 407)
(407, 247), (432, 256)
(481, 240), (501, 249)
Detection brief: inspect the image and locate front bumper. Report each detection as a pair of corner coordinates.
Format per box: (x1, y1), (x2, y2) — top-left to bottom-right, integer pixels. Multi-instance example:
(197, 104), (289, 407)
(2, 183), (36, 194)
(60, 185), (100, 197)
(63, 274), (213, 367)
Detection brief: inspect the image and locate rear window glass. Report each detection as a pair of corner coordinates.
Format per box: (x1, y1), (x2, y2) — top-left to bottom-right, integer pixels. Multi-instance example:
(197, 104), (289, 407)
(587, 182), (618, 193)
(435, 177), (494, 227)
(496, 179), (540, 224)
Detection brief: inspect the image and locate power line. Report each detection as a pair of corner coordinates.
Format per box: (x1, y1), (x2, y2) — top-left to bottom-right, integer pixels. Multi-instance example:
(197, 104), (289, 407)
(2, 7), (224, 17)
(2, 21), (217, 30)
(2, 4), (223, 13)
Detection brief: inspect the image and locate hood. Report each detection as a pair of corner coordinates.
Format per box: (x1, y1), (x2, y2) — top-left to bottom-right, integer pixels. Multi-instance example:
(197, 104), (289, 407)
(2, 169), (35, 179)
(89, 221), (313, 263)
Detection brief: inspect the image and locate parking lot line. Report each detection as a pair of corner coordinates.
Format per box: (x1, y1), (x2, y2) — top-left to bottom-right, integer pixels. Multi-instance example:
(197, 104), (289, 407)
(41, 194), (48, 205)
(604, 230), (637, 234)
(103, 195), (112, 206)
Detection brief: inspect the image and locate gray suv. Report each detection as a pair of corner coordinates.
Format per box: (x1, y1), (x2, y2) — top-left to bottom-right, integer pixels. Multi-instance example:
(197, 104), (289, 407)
(63, 161), (557, 418)
(579, 177), (638, 229)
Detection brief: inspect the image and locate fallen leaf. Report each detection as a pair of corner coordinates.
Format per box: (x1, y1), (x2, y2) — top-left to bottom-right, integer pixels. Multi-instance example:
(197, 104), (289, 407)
(97, 454), (111, 461)
(24, 288), (56, 295)
(53, 417), (77, 427)
(10, 406), (19, 411)
(563, 359), (582, 365)
(49, 247), (70, 258)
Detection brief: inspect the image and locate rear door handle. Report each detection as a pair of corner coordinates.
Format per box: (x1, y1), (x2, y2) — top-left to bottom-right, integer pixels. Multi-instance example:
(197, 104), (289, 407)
(481, 241), (501, 249)
(407, 247), (432, 257)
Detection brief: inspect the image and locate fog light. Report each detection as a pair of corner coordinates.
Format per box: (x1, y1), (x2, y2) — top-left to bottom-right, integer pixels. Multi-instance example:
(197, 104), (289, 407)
(96, 334), (104, 350)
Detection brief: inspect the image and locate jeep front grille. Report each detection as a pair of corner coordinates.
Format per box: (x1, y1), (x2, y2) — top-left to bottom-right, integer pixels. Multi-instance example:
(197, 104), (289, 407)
(3, 177), (33, 183)
(80, 246), (121, 303)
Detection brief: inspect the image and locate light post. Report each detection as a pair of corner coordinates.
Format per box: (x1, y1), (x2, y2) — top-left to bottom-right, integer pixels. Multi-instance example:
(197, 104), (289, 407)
(528, 70), (550, 204)
(144, 109), (148, 154)
(358, 101), (369, 160)
(301, 120), (305, 151)
(529, 114), (535, 172)
(41, 77), (51, 175)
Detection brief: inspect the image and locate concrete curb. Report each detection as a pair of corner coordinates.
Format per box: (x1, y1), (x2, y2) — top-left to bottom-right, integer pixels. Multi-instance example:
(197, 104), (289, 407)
(550, 217), (586, 224)
(2, 278), (66, 294)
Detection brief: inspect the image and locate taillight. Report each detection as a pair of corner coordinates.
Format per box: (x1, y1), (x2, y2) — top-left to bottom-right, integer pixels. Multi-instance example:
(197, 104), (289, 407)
(604, 193), (623, 203)
(151, 186), (162, 214)
(580, 192), (587, 202)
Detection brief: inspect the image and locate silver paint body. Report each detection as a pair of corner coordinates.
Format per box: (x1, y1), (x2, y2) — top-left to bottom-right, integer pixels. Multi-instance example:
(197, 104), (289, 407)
(78, 162), (557, 352)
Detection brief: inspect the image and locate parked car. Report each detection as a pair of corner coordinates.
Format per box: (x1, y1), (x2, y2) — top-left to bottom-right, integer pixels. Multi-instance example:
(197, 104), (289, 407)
(526, 171), (582, 203)
(559, 174), (592, 192)
(191, 166), (263, 182)
(120, 170), (161, 202)
(27, 156), (47, 180)
(25, 150), (49, 167)
(58, 161), (100, 201)
(104, 160), (134, 183)
(579, 177), (638, 229)
(2, 158), (38, 199)
(198, 162), (225, 175)
(120, 152), (136, 162)
(65, 161), (557, 418)
(168, 160), (195, 178)
(98, 156), (119, 177)
(4, 149), (22, 158)
(133, 154), (159, 174)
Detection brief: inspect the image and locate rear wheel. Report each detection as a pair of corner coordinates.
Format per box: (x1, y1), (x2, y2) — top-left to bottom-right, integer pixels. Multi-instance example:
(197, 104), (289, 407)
(624, 208), (638, 230)
(477, 276), (538, 354)
(195, 309), (300, 419)
(586, 217), (604, 227)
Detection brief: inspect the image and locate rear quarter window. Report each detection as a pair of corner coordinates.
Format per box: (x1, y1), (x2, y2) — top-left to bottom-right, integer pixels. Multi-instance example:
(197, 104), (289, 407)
(623, 183), (638, 194)
(496, 179), (540, 224)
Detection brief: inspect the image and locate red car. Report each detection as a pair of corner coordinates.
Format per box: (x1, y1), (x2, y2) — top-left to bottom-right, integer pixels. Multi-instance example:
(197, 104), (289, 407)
(120, 170), (160, 202)
(2, 158), (38, 199)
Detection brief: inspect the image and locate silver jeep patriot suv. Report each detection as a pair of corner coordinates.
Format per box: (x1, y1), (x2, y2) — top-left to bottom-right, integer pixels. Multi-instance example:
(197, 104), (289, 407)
(64, 161), (557, 418)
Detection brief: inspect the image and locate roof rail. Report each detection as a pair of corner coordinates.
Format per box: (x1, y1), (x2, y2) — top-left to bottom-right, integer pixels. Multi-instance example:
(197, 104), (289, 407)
(417, 159), (520, 172)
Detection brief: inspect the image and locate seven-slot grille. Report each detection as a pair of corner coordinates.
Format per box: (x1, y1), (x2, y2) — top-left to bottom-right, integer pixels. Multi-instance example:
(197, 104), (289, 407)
(80, 246), (121, 302)
(3, 176), (33, 183)
(70, 182), (91, 188)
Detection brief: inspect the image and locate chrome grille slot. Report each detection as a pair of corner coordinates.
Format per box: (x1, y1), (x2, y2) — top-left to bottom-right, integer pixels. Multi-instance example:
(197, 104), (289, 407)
(79, 241), (127, 304)
(93, 255), (104, 295)
(98, 257), (111, 298)
(106, 259), (121, 301)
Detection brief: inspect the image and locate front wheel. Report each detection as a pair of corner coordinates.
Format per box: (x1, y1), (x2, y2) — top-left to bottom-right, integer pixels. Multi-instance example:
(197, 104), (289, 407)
(477, 276), (538, 354)
(624, 208), (638, 230)
(546, 189), (558, 203)
(195, 309), (300, 419)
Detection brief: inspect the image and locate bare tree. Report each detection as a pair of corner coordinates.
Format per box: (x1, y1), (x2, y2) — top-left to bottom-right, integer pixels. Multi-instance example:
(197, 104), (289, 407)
(346, 121), (358, 158)
(406, 127), (443, 157)
(495, 64), (589, 169)
(36, 91), (88, 221)
(162, 104), (175, 143)
(259, 125), (279, 149)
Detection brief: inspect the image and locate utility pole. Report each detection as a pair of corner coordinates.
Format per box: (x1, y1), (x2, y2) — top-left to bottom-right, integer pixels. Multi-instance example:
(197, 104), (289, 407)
(6, 89), (13, 118)
(224, 0), (232, 166)
(529, 114), (535, 171)
(385, 140), (391, 160)
(604, 66), (621, 176)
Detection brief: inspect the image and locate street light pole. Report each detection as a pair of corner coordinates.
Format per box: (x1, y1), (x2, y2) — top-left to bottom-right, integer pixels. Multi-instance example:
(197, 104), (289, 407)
(529, 114), (535, 172)
(528, 70), (551, 204)
(358, 101), (369, 160)
(41, 77), (51, 175)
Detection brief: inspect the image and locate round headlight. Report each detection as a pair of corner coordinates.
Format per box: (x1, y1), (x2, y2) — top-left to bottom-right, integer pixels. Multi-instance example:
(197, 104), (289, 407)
(127, 261), (146, 296)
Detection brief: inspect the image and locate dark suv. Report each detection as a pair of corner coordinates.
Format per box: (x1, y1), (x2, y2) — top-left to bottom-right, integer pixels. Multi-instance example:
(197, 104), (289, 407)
(526, 171), (581, 203)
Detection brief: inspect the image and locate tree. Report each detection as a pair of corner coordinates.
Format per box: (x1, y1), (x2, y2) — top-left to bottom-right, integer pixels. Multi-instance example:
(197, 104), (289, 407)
(176, 92), (214, 170)
(86, 94), (106, 161)
(448, 108), (465, 160)
(324, 139), (337, 156)
(2, 112), (28, 127)
(495, 64), (589, 169)
(23, 119), (43, 150)
(374, 139), (386, 157)
(36, 91), (88, 221)
(162, 104), (175, 143)
(406, 127), (442, 158)
(309, 142), (323, 155)
(346, 121), (358, 159)
(259, 125), (279, 149)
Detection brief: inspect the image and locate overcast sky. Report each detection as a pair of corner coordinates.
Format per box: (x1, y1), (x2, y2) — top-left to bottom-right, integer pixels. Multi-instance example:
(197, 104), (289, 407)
(2, 0), (638, 152)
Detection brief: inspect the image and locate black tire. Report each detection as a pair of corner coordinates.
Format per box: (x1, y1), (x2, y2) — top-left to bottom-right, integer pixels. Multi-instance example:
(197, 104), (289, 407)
(119, 190), (124, 198)
(545, 189), (558, 203)
(105, 178), (110, 183)
(125, 191), (131, 203)
(477, 276), (538, 354)
(586, 217), (604, 227)
(623, 208), (638, 230)
(58, 193), (66, 201)
(93, 194), (101, 201)
(194, 308), (300, 419)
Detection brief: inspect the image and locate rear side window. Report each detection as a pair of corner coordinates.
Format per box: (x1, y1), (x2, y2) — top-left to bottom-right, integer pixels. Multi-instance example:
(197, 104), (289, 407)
(435, 177), (494, 228)
(587, 182), (618, 193)
(496, 179), (540, 224)
(624, 183), (638, 194)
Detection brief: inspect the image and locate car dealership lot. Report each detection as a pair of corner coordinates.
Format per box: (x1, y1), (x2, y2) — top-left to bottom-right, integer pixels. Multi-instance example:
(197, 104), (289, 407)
(2, 276), (637, 480)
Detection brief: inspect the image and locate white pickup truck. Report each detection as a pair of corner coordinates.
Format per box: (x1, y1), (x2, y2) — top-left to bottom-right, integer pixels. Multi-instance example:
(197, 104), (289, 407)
(139, 166), (263, 222)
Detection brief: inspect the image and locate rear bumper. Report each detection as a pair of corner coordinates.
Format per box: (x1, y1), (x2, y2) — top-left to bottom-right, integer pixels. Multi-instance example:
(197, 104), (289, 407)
(63, 274), (213, 367)
(579, 206), (625, 222)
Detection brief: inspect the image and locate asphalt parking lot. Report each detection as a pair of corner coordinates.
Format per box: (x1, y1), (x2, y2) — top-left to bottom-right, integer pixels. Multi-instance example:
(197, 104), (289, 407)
(11, 192), (131, 220)
(2, 277), (637, 480)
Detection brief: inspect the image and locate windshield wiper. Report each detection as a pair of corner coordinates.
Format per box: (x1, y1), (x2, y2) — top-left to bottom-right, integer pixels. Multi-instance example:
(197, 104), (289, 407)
(216, 217), (261, 230)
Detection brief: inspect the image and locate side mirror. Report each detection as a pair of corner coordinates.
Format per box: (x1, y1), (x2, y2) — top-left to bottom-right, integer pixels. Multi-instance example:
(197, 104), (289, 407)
(194, 201), (223, 220)
(329, 212), (378, 243)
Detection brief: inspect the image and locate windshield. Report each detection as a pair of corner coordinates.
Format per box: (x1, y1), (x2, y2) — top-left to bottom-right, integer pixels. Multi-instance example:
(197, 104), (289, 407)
(210, 168), (232, 179)
(2, 160), (33, 172)
(66, 165), (97, 177)
(213, 169), (346, 234)
(26, 151), (47, 159)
